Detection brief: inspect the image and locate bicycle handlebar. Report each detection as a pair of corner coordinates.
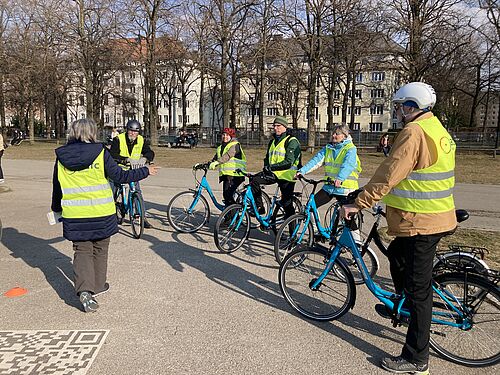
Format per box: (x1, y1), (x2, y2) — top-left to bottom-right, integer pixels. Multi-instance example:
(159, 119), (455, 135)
(296, 174), (332, 186)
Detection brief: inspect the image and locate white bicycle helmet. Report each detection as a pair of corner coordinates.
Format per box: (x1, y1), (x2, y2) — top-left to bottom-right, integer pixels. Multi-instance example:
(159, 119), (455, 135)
(393, 82), (436, 111)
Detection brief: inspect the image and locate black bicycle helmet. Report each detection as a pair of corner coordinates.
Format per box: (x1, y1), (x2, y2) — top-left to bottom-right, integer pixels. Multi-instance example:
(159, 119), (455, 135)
(126, 119), (141, 132)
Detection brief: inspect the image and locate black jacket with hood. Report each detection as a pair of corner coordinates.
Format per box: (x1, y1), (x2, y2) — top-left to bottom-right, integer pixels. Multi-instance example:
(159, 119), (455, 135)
(51, 141), (149, 242)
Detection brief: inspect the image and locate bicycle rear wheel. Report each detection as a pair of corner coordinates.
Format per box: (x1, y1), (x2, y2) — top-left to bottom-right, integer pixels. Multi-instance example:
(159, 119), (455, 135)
(274, 213), (313, 264)
(167, 191), (210, 233)
(214, 204), (251, 253)
(130, 192), (145, 239)
(279, 246), (355, 321)
(430, 272), (500, 367)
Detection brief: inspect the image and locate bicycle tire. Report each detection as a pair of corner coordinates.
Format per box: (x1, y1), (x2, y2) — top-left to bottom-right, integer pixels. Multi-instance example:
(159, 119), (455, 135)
(279, 246), (355, 321)
(430, 272), (500, 367)
(115, 188), (125, 225)
(432, 252), (489, 278)
(214, 204), (251, 253)
(324, 201), (362, 234)
(167, 191), (210, 233)
(333, 243), (379, 285)
(274, 213), (314, 264)
(130, 192), (145, 239)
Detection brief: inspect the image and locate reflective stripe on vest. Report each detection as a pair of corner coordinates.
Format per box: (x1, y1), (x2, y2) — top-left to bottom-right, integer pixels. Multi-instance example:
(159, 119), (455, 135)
(268, 135), (300, 181)
(58, 150), (115, 219)
(118, 133), (144, 160)
(324, 143), (361, 189)
(382, 116), (456, 213)
(216, 141), (247, 177)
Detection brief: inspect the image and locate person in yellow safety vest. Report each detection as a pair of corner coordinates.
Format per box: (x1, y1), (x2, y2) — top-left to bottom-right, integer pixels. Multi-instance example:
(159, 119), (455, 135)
(110, 119), (155, 228)
(343, 82), (457, 375)
(51, 118), (159, 313)
(296, 123), (361, 208)
(208, 127), (246, 206)
(250, 116), (301, 220)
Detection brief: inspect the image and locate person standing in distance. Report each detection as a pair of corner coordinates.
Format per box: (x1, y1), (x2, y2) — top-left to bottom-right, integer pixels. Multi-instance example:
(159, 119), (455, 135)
(209, 127), (246, 206)
(251, 116), (301, 220)
(51, 118), (159, 313)
(343, 82), (457, 374)
(110, 119), (155, 228)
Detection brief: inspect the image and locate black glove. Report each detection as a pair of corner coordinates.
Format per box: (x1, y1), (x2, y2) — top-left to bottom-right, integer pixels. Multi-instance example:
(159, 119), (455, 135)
(263, 165), (272, 175)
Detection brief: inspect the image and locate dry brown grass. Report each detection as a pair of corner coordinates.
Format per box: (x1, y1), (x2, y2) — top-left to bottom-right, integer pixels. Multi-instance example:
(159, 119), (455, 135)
(5, 142), (500, 184)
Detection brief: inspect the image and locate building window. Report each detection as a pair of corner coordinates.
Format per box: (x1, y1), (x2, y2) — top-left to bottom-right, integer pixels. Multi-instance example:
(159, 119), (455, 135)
(351, 123), (360, 131)
(348, 106), (361, 116)
(178, 100), (182, 109)
(370, 122), (383, 131)
(333, 106), (340, 116)
(130, 72), (136, 80)
(186, 115), (190, 123)
(334, 90), (340, 100)
(372, 71), (385, 81)
(79, 96), (84, 106)
(177, 84), (182, 93)
(370, 89), (384, 98)
(355, 73), (363, 82)
(178, 115), (182, 123)
(105, 113), (110, 123)
(268, 92), (279, 100)
(267, 107), (278, 116)
(130, 85), (136, 93)
(163, 115), (168, 123)
(370, 105), (384, 115)
(103, 94), (108, 106)
(115, 77), (120, 86)
(349, 89), (362, 99)
(80, 113), (85, 119)
(249, 108), (260, 116)
(186, 100), (190, 108)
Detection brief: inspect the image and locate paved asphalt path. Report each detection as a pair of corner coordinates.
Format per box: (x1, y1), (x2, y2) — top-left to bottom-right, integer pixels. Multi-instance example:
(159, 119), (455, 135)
(0, 158), (499, 374)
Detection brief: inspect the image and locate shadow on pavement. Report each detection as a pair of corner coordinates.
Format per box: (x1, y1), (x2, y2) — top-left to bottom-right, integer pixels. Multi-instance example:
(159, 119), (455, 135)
(141, 230), (405, 364)
(1, 227), (79, 309)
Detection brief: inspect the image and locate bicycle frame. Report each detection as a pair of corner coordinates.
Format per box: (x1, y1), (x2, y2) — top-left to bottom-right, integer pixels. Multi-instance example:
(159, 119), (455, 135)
(188, 174), (225, 213)
(310, 221), (472, 329)
(294, 194), (338, 242)
(230, 184), (280, 230)
(118, 181), (138, 215)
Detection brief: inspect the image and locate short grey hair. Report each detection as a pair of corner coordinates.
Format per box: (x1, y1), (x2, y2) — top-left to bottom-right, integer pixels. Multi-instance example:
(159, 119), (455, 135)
(332, 124), (350, 137)
(68, 118), (97, 143)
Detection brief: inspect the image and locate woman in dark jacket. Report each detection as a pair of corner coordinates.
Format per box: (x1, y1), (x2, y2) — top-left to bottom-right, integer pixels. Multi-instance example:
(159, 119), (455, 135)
(51, 118), (159, 312)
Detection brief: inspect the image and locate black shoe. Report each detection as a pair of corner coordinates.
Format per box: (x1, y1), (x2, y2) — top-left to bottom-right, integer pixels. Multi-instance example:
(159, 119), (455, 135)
(79, 291), (99, 313)
(144, 220), (152, 229)
(92, 283), (110, 297)
(380, 356), (429, 374)
(375, 304), (409, 325)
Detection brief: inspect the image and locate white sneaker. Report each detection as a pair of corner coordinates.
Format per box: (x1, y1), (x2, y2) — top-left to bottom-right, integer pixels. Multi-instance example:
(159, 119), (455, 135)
(0, 179), (4, 184)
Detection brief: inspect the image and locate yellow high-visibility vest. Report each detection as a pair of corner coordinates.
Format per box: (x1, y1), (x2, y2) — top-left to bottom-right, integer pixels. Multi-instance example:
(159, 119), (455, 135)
(58, 150), (115, 219)
(383, 116), (456, 213)
(118, 133), (144, 160)
(324, 142), (361, 189)
(216, 141), (247, 177)
(268, 135), (300, 182)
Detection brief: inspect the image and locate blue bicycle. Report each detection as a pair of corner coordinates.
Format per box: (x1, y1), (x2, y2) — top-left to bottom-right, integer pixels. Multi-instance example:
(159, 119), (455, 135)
(214, 170), (302, 254)
(274, 176), (373, 279)
(115, 180), (145, 239)
(278, 193), (500, 367)
(167, 163), (271, 233)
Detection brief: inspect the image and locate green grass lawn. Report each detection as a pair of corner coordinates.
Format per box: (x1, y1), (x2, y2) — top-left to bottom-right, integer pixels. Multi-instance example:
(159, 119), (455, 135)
(5, 141), (500, 185)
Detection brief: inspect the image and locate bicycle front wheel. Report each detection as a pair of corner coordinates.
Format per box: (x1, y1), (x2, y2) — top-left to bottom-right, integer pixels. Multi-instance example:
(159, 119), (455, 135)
(279, 247), (355, 321)
(130, 192), (145, 239)
(167, 191), (210, 233)
(430, 272), (500, 367)
(214, 204), (251, 253)
(115, 189), (125, 225)
(269, 196), (302, 234)
(274, 213), (313, 264)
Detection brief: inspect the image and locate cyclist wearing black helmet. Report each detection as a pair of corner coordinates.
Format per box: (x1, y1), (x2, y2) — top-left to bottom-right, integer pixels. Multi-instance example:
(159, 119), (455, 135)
(110, 119), (155, 228)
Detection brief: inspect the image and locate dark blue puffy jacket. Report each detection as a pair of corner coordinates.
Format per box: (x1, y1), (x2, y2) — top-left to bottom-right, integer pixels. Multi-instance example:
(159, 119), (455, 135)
(51, 141), (149, 241)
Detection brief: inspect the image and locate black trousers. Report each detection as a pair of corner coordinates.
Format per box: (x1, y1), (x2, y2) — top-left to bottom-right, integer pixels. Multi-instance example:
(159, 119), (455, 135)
(0, 150), (4, 179)
(250, 172), (296, 219)
(221, 175), (244, 206)
(73, 237), (110, 295)
(387, 233), (445, 365)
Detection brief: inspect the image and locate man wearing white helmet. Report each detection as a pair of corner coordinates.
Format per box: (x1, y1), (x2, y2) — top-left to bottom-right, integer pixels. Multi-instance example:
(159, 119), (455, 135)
(343, 82), (457, 374)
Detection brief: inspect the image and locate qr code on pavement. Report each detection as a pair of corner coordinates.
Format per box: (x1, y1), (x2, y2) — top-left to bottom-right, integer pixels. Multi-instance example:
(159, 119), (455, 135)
(0, 330), (109, 375)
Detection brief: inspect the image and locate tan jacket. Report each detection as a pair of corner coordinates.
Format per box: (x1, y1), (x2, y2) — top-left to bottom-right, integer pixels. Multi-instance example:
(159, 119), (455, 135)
(355, 112), (457, 237)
